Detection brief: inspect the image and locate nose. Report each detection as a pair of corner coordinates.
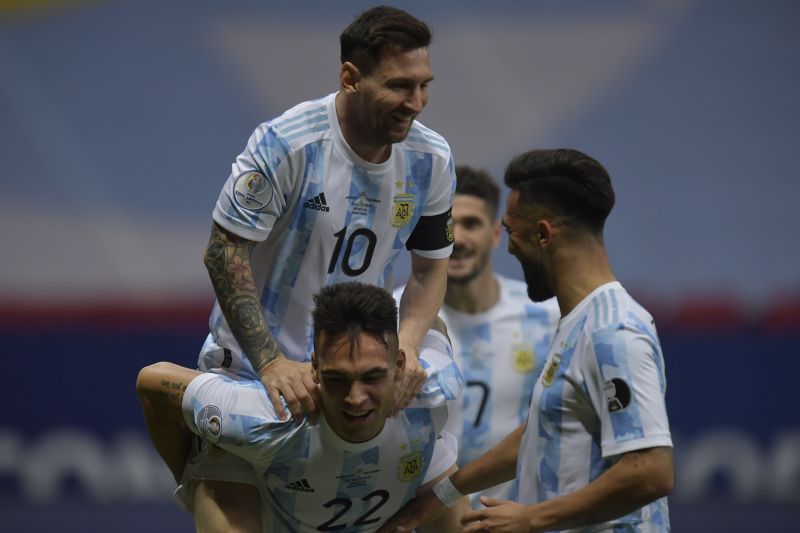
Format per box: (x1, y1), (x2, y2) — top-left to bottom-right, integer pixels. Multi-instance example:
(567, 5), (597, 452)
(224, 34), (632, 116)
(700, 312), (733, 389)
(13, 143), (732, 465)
(453, 222), (466, 245)
(405, 86), (424, 114)
(344, 381), (368, 407)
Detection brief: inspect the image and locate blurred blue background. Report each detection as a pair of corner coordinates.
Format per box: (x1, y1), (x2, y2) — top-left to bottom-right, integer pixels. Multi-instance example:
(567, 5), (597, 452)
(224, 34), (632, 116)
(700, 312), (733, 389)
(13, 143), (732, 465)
(1, 0), (798, 531)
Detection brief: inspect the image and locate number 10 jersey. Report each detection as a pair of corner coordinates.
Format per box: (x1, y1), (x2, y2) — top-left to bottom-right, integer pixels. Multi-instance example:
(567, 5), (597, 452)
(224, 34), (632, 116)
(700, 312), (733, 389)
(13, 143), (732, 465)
(200, 92), (456, 377)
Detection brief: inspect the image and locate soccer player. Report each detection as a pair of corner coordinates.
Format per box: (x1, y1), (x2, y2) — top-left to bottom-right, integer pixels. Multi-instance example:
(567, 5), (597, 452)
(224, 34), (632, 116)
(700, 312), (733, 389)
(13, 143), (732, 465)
(179, 6), (456, 528)
(381, 149), (674, 532)
(394, 165), (559, 507)
(137, 283), (468, 532)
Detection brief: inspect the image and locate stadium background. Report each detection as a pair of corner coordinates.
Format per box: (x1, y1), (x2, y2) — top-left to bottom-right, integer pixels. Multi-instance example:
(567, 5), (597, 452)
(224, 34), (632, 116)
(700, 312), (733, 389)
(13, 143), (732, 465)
(1, 0), (798, 531)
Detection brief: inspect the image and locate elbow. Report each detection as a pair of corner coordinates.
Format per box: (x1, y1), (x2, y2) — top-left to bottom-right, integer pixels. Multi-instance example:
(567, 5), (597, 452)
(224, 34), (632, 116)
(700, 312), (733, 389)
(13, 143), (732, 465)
(641, 449), (675, 501)
(135, 362), (172, 403)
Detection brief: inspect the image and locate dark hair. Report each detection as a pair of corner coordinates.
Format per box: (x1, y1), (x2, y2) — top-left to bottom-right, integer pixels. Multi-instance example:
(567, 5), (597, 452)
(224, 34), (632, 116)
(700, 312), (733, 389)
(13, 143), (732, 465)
(504, 148), (615, 233)
(340, 6), (432, 75)
(312, 282), (398, 353)
(455, 165), (500, 219)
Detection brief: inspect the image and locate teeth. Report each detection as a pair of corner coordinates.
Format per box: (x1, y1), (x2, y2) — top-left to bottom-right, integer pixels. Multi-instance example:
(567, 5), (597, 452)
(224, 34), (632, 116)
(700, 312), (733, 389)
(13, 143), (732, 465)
(345, 410), (370, 417)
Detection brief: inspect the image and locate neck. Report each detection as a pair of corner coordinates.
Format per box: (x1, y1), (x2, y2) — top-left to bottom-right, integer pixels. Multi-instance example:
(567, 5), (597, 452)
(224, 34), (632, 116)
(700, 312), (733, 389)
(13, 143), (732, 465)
(335, 92), (391, 164)
(444, 265), (500, 314)
(550, 237), (616, 316)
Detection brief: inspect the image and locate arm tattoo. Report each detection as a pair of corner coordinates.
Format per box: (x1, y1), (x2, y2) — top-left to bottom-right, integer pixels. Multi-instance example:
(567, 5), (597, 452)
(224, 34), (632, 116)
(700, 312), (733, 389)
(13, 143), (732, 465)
(204, 223), (283, 374)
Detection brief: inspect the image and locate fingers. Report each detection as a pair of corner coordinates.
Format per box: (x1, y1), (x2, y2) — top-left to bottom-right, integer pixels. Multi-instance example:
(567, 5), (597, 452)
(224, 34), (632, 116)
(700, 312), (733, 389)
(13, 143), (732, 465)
(392, 364), (427, 415)
(260, 361), (317, 421)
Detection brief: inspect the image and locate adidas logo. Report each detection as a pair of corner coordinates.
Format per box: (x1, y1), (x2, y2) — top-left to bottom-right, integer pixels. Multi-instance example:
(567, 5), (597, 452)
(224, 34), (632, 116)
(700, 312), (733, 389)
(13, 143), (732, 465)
(284, 478), (315, 493)
(304, 192), (330, 212)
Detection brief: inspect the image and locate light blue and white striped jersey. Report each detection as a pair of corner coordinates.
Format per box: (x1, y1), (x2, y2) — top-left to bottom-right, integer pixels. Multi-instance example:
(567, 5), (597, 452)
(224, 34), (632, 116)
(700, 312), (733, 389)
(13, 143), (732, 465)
(518, 281), (672, 532)
(395, 275), (559, 506)
(201, 92), (456, 377)
(183, 331), (463, 533)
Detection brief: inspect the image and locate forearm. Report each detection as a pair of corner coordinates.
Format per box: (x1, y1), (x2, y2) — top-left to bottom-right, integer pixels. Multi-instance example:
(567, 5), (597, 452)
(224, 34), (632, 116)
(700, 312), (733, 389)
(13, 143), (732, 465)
(399, 254), (448, 352)
(450, 424), (524, 495)
(204, 222), (283, 375)
(523, 447), (674, 532)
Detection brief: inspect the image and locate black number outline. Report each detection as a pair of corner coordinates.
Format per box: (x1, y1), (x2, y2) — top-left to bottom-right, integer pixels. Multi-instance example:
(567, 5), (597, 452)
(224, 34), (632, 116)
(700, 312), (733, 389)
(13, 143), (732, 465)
(327, 227), (378, 277)
(317, 489), (391, 531)
(317, 497), (352, 531)
(466, 380), (490, 427)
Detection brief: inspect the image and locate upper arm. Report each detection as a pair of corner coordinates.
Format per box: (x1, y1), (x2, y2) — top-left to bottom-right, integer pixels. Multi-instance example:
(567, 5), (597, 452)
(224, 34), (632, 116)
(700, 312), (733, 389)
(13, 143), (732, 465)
(136, 362), (203, 421)
(584, 324), (672, 458)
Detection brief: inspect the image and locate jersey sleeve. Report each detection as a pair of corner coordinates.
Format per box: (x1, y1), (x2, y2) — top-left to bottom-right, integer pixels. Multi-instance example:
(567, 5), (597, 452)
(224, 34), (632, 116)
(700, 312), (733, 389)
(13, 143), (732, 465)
(212, 123), (298, 242)
(583, 323), (673, 458)
(409, 329), (464, 408)
(182, 372), (300, 467)
(406, 154), (456, 258)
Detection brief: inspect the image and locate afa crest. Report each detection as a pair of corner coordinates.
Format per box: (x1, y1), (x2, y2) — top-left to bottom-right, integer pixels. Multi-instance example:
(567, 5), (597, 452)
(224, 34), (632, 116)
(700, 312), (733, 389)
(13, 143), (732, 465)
(512, 343), (535, 373)
(397, 451), (424, 482)
(391, 194), (415, 228)
(446, 215), (454, 242)
(541, 352), (563, 387)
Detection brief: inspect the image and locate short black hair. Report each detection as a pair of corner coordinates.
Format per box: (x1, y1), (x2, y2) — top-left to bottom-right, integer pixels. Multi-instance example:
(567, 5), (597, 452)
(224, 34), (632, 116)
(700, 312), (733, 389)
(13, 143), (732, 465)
(504, 148), (615, 233)
(455, 165), (500, 219)
(340, 6), (432, 75)
(312, 282), (398, 353)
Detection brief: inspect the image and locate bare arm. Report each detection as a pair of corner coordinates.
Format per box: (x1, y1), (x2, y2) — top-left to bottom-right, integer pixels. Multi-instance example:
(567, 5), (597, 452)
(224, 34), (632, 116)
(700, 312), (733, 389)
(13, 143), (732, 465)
(204, 222), (318, 420)
(394, 253), (449, 411)
(462, 446), (674, 532)
(135, 362), (203, 481)
(417, 465), (470, 533)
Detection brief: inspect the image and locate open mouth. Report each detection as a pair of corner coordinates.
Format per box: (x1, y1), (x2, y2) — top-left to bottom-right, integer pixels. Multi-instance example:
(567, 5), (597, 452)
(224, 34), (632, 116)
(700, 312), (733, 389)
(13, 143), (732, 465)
(391, 112), (413, 126)
(343, 409), (374, 423)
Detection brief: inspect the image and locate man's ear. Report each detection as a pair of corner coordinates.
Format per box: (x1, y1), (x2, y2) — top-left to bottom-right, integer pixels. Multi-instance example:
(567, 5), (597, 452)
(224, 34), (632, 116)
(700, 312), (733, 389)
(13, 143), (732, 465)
(340, 62), (361, 95)
(394, 348), (407, 380)
(311, 352), (320, 384)
(537, 219), (554, 249)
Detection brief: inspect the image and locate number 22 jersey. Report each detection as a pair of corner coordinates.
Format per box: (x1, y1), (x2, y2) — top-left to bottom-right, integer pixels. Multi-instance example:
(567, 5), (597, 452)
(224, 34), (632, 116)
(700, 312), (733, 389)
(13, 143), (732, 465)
(200, 92), (456, 377)
(183, 331), (463, 532)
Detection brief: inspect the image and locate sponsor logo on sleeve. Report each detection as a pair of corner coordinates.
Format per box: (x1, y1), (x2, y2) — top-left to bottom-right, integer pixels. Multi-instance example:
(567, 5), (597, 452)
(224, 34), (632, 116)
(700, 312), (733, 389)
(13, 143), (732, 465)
(233, 171), (273, 211)
(604, 378), (632, 412)
(197, 405), (222, 442)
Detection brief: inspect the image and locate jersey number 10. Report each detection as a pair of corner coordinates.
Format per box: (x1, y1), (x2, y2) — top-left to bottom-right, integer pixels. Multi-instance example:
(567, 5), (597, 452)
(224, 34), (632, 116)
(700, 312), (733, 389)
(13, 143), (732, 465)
(327, 227), (378, 277)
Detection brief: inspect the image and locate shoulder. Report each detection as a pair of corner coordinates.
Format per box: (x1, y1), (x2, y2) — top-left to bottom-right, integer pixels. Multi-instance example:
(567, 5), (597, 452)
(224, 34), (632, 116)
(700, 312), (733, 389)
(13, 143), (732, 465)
(400, 121), (452, 160)
(585, 285), (658, 347)
(256, 95), (334, 152)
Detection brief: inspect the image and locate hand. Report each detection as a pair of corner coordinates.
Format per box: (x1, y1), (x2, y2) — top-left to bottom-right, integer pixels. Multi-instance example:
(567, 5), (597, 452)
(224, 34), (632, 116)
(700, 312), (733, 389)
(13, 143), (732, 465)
(461, 496), (534, 533)
(259, 356), (320, 421)
(392, 345), (427, 415)
(378, 486), (446, 533)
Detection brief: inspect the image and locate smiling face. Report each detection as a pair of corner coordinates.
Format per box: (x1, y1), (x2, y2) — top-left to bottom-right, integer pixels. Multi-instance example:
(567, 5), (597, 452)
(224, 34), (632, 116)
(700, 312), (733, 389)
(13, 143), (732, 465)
(502, 190), (555, 302)
(448, 194), (501, 285)
(313, 330), (404, 443)
(348, 46), (433, 148)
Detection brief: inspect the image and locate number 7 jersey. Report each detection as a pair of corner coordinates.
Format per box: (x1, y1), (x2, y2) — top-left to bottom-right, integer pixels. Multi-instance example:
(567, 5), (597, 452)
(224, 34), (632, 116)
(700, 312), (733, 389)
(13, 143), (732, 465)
(201, 92), (456, 377)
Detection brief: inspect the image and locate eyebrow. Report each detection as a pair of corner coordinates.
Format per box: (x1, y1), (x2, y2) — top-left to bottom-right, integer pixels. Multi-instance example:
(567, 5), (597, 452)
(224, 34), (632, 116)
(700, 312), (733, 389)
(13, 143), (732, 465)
(320, 367), (388, 379)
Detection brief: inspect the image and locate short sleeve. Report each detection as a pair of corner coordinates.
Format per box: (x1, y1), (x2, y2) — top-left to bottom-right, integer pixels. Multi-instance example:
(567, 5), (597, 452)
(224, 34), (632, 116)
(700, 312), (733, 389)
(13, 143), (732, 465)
(409, 330), (464, 408)
(583, 324), (673, 458)
(407, 154), (456, 258)
(212, 123), (296, 242)
(182, 372), (298, 466)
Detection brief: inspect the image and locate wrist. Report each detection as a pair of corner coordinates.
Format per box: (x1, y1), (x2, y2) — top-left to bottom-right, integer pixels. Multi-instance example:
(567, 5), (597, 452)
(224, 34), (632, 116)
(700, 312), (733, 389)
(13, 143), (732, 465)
(432, 476), (464, 508)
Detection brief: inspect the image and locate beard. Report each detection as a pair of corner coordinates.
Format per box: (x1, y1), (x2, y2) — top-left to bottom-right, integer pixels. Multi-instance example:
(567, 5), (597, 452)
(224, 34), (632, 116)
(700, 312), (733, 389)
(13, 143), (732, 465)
(520, 258), (554, 302)
(447, 246), (490, 285)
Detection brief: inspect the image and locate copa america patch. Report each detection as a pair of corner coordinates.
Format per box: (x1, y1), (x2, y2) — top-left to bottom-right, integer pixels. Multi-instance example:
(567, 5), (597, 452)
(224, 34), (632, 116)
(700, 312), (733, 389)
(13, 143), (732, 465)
(197, 405), (222, 442)
(233, 171), (273, 211)
(604, 378), (632, 412)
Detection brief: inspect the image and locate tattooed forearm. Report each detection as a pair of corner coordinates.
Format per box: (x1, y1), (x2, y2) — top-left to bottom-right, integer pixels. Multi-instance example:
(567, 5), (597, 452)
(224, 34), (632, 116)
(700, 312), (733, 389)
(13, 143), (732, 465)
(157, 379), (188, 408)
(203, 223), (284, 374)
